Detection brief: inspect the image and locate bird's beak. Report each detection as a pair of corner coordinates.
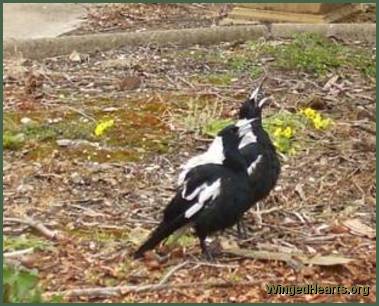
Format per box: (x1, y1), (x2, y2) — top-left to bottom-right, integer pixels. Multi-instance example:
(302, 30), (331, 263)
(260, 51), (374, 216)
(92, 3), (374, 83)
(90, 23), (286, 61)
(257, 96), (272, 109)
(249, 86), (261, 101)
(249, 75), (267, 102)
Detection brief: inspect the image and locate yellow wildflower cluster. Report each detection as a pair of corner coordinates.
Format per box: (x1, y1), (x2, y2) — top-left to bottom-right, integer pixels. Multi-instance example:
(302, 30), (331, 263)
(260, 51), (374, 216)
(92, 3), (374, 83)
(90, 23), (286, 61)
(272, 126), (296, 155)
(299, 107), (333, 130)
(94, 119), (114, 136)
(273, 126), (294, 139)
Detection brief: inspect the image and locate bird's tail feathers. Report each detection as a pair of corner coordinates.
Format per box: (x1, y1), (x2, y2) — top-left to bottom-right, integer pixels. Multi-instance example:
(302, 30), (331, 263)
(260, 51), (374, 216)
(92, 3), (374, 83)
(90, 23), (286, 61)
(133, 215), (188, 259)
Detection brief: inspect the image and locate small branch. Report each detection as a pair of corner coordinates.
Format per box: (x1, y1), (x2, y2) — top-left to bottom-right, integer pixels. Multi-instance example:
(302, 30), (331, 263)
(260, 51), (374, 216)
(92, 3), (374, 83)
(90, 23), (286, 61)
(4, 217), (64, 241)
(43, 280), (264, 299)
(158, 260), (189, 285)
(65, 105), (96, 122)
(4, 248), (34, 258)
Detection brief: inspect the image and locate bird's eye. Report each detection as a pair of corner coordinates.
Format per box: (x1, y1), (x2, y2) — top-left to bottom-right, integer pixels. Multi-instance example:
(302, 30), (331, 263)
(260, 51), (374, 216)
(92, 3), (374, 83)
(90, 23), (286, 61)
(231, 126), (239, 133)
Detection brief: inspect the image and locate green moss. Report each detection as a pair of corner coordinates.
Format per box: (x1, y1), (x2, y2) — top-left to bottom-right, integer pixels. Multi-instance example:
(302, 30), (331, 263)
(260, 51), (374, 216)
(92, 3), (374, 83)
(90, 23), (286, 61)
(194, 73), (234, 86)
(4, 97), (177, 162)
(67, 228), (129, 243)
(165, 233), (196, 248)
(4, 235), (52, 252)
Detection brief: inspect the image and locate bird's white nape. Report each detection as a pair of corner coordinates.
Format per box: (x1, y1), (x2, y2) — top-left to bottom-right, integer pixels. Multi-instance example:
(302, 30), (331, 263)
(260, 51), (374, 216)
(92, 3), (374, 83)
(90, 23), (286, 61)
(239, 131), (257, 149)
(236, 118), (258, 149)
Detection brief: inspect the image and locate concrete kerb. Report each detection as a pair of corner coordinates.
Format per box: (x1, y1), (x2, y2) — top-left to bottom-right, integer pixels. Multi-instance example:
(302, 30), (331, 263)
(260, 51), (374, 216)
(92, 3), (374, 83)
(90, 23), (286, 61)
(3, 24), (376, 60)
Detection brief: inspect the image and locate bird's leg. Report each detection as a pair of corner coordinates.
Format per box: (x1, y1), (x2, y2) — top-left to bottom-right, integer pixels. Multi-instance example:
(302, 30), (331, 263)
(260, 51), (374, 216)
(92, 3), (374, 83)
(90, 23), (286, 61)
(200, 237), (214, 261)
(253, 202), (263, 228)
(236, 214), (248, 239)
(236, 220), (248, 239)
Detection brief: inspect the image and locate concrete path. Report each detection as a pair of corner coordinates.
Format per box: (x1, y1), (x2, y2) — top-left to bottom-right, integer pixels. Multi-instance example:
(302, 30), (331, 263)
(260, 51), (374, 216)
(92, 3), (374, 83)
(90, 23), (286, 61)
(3, 3), (86, 39)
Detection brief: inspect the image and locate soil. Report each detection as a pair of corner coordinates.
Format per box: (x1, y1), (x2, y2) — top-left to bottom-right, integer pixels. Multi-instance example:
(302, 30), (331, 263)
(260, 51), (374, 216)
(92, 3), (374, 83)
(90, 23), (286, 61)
(66, 3), (376, 36)
(3, 27), (376, 302)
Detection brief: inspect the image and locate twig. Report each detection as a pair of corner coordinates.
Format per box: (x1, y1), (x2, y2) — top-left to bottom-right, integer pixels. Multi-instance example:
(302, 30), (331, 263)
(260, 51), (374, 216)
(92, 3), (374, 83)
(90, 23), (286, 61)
(189, 261), (239, 269)
(43, 280), (265, 299)
(4, 248), (34, 258)
(4, 217), (63, 241)
(65, 105), (96, 122)
(158, 260), (189, 285)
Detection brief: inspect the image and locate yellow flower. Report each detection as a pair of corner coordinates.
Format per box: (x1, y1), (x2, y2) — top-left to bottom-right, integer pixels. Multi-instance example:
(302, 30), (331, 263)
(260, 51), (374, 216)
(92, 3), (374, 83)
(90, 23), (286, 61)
(273, 127), (283, 138)
(300, 107), (317, 120)
(95, 119), (114, 136)
(273, 126), (294, 138)
(299, 107), (333, 130)
(282, 126), (294, 138)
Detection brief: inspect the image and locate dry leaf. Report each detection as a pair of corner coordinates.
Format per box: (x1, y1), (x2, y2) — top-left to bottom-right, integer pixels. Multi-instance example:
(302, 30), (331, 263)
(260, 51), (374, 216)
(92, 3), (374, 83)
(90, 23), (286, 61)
(69, 50), (82, 62)
(219, 238), (239, 250)
(323, 75), (339, 91)
(342, 218), (376, 239)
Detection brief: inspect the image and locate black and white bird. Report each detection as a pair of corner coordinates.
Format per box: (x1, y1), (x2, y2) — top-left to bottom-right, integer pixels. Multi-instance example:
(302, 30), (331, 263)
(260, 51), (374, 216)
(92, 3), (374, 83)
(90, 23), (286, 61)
(134, 122), (254, 260)
(235, 84), (281, 236)
(178, 82), (280, 237)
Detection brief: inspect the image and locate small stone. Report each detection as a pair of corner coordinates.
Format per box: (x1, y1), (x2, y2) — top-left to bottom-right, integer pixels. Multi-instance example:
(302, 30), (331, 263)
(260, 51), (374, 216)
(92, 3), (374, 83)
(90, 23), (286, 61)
(20, 117), (33, 125)
(70, 172), (83, 185)
(103, 107), (118, 112)
(16, 184), (34, 193)
(56, 139), (72, 147)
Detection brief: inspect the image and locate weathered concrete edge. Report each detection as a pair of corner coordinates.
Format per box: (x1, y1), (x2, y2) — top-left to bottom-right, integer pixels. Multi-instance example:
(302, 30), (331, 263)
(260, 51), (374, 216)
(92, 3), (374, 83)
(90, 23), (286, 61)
(3, 24), (376, 60)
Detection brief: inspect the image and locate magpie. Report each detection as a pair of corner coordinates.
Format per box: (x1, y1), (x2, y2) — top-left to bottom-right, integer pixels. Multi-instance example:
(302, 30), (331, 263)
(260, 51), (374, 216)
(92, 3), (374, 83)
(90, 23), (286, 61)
(134, 122), (254, 260)
(234, 83), (281, 237)
(177, 82), (280, 238)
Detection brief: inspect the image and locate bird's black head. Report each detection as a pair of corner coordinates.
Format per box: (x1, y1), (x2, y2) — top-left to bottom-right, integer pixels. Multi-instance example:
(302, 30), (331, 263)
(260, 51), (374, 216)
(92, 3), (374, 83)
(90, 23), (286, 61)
(218, 124), (240, 149)
(239, 83), (271, 120)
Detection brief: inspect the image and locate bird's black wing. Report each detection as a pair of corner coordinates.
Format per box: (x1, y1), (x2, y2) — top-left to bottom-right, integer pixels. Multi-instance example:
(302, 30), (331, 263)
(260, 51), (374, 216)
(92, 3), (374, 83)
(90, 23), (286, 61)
(164, 164), (229, 223)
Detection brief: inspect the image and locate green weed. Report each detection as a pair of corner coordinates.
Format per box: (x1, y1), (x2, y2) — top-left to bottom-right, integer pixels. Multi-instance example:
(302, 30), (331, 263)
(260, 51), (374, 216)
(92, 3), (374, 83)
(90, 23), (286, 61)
(3, 265), (42, 303)
(3, 131), (25, 150)
(181, 99), (232, 137)
(248, 33), (375, 77)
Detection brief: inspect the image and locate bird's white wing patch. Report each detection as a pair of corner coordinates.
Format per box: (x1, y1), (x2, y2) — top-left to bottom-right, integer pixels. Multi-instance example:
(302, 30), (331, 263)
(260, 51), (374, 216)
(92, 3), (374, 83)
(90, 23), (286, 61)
(184, 179), (221, 219)
(247, 154), (263, 175)
(184, 203), (203, 219)
(177, 137), (224, 186)
(182, 182), (206, 201)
